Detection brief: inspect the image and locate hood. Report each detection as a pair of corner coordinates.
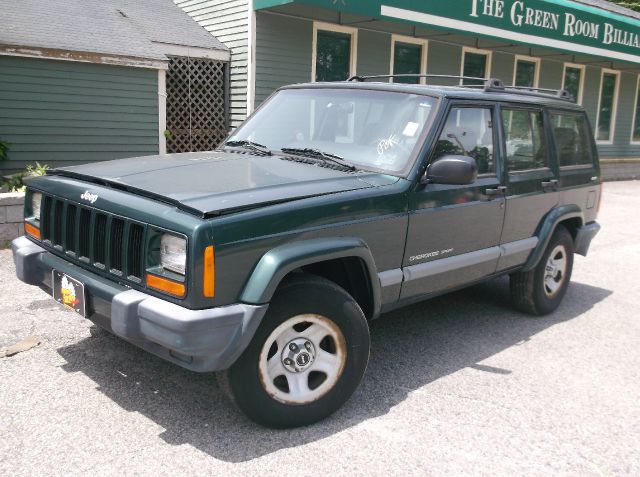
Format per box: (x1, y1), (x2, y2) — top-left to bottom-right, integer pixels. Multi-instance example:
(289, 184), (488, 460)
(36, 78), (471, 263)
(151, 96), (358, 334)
(51, 151), (399, 217)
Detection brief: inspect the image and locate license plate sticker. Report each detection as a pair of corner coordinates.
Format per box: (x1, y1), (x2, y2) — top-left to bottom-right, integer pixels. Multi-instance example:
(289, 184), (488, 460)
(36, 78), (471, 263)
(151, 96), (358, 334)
(52, 270), (86, 317)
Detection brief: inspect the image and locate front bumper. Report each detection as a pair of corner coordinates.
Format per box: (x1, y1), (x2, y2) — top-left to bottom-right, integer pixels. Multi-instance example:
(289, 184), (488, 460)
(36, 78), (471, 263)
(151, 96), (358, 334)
(11, 236), (267, 372)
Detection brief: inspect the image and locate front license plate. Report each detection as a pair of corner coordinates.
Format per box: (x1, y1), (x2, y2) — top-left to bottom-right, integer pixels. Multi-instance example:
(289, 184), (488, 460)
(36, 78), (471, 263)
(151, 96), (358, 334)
(52, 270), (86, 317)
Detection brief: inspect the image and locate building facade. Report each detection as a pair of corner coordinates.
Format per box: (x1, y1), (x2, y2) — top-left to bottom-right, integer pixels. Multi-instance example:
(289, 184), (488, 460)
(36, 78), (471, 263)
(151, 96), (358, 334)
(0, 0), (230, 174)
(178, 0), (640, 165)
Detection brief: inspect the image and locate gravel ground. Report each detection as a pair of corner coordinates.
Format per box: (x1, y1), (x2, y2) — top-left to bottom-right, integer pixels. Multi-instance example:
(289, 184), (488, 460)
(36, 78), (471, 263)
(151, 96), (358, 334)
(1, 181), (639, 476)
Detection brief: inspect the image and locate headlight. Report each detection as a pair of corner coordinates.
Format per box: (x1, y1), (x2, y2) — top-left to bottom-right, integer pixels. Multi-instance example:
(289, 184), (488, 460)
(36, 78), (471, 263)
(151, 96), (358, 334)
(160, 234), (186, 275)
(31, 192), (42, 221)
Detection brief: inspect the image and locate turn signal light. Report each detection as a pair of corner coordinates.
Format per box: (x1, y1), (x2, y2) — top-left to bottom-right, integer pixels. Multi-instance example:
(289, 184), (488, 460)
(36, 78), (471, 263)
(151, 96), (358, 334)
(25, 222), (41, 240)
(203, 246), (215, 298)
(146, 274), (185, 298)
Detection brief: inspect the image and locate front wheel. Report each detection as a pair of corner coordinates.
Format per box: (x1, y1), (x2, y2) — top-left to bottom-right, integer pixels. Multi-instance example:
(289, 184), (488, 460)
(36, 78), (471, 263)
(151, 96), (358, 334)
(227, 274), (370, 428)
(510, 225), (574, 315)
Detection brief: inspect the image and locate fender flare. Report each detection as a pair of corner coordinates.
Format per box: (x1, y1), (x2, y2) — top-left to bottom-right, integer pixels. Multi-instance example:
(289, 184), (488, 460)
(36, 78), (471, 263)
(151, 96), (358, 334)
(521, 204), (584, 272)
(240, 237), (381, 318)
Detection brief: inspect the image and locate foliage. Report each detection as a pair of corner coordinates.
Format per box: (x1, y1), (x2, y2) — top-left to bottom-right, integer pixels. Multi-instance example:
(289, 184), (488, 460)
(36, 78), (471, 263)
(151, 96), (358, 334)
(610, 1), (640, 13)
(2, 162), (50, 193)
(26, 162), (50, 177)
(0, 139), (9, 162)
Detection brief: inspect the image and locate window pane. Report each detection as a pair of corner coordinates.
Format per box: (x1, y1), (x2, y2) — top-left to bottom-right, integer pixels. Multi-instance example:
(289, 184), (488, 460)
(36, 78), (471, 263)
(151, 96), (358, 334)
(434, 107), (495, 175)
(563, 67), (582, 102)
(515, 60), (537, 87)
(597, 73), (618, 141)
(230, 88), (437, 173)
(502, 109), (548, 171)
(634, 80), (640, 142)
(463, 52), (487, 85)
(315, 30), (351, 82)
(550, 113), (593, 167)
(393, 42), (422, 84)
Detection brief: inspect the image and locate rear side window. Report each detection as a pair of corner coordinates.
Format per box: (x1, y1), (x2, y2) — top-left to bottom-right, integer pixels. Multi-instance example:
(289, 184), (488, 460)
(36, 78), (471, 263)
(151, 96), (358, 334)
(502, 109), (548, 172)
(550, 112), (594, 167)
(433, 106), (495, 175)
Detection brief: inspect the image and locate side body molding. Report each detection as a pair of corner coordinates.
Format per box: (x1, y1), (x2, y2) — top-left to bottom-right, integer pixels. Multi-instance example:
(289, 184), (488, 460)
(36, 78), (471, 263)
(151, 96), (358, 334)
(522, 204), (584, 272)
(240, 237), (382, 317)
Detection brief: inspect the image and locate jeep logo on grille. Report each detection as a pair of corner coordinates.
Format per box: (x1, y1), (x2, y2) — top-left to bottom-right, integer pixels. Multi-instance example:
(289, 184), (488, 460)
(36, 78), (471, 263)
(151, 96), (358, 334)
(80, 191), (98, 204)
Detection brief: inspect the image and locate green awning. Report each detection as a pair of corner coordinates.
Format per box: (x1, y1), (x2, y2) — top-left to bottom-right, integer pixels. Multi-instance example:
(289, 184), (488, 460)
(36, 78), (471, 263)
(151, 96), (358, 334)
(254, 0), (640, 64)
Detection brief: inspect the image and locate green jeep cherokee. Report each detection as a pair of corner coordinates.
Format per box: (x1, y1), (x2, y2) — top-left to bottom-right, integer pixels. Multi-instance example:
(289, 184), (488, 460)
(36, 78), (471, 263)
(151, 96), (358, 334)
(12, 77), (601, 428)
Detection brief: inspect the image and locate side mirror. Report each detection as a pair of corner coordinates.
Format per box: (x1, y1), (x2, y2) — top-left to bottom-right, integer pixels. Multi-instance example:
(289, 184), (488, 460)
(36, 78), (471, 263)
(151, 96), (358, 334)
(422, 155), (478, 186)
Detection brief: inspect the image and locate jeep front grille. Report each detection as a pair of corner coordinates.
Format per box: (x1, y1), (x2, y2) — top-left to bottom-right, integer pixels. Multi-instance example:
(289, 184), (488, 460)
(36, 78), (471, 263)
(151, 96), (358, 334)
(39, 195), (146, 281)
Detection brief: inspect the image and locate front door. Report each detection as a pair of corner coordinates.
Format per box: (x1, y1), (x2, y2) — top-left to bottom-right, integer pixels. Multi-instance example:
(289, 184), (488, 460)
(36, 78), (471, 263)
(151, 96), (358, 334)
(401, 103), (506, 300)
(497, 105), (559, 271)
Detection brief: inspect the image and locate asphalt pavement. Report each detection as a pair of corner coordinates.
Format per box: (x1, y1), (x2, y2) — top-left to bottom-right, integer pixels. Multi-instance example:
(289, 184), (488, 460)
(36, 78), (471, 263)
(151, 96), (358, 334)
(1, 181), (639, 476)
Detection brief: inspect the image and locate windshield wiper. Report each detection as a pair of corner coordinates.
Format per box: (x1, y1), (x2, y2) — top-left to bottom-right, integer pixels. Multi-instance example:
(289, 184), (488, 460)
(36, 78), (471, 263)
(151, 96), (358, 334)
(280, 147), (357, 171)
(224, 140), (272, 156)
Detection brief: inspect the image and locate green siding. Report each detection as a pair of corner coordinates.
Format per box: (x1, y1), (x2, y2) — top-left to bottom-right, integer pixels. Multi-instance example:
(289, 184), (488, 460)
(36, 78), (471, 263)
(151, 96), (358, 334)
(255, 12), (312, 106)
(357, 30), (391, 78)
(177, 0), (249, 126)
(0, 56), (158, 174)
(492, 52), (514, 87)
(538, 60), (563, 91)
(426, 42), (462, 86)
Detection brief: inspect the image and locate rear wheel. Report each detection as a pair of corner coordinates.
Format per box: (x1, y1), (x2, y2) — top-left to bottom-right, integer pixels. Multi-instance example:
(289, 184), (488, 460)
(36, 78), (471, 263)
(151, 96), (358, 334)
(227, 274), (370, 428)
(510, 225), (574, 315)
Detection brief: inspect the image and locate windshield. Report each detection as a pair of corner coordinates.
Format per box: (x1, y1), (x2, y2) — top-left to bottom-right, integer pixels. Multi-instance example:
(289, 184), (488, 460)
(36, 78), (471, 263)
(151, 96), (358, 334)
(226, 88), (438, 174)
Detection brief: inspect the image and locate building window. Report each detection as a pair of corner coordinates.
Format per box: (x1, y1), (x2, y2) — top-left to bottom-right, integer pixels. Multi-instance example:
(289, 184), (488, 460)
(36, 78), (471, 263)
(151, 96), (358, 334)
(502, 108), (548, 172)
(596, 69), (620, 143)
(562, 63), (586, 104)
(312, 23), (357, 82)
(632, 75), (640, 144)
(513, 56), (540, 88)
(461, 47), (491, 85)
(390, 36), (428, 84)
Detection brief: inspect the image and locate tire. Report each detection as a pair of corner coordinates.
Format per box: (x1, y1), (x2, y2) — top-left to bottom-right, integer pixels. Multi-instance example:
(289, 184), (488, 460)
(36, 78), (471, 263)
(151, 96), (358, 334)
(510, 225), (574, 316)
(226, 273), (370, 428)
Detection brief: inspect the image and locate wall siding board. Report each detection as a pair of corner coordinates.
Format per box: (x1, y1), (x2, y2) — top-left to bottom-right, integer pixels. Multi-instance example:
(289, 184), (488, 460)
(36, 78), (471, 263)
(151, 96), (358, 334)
(357, 30), (391, 78)
(427, 42), (462, 86)
(176, 0), (249, 127)
(0, 56), (159, 174)
(254, 12), (312, 106)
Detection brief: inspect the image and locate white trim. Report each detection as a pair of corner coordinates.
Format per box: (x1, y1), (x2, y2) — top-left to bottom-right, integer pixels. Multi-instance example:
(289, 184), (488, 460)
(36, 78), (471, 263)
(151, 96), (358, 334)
(153, 43), (230, 62)
(380, 5), (640, 65)
(247, 2), (257, 115)
(513, 55), (540, 88)
(631, 75), (640, 145)
(595, 68), (621, 145)
(460, 46), (492, 85)
(0, 48), (166, 69)
(311, 22), (358, 82)
(157, 69), (167, 154)
(562, 62), (586, 105)
(389, 35), (428, 84)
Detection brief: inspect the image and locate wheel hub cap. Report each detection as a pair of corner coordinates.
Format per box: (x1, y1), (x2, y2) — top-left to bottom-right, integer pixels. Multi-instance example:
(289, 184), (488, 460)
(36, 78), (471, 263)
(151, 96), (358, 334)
(282, 338), (316, 373)
(544, 245), (567, 297)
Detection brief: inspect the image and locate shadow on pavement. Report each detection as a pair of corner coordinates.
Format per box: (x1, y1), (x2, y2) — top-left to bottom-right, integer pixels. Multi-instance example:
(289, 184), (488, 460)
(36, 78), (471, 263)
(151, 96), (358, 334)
(57, 277), (612, 462)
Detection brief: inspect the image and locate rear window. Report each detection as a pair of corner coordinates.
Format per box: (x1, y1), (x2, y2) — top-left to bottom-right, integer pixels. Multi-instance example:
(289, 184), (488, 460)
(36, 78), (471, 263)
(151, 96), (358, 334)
(550, 112), (594, 167)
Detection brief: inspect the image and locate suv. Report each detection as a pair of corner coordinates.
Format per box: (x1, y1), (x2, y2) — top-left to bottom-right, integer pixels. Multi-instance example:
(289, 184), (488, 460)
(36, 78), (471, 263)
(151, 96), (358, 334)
(12, 77), (601, 428)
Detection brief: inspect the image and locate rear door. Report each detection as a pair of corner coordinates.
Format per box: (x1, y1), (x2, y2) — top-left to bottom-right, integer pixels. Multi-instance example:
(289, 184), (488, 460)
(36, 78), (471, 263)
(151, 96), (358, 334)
(548, 110), (601, 225)
(401, 101), (506, 299)
(497, 104), (559, 271)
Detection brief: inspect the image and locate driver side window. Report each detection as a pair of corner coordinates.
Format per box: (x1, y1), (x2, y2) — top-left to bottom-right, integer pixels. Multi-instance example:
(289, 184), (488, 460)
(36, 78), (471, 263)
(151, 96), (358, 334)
(433, 106), (495, 175)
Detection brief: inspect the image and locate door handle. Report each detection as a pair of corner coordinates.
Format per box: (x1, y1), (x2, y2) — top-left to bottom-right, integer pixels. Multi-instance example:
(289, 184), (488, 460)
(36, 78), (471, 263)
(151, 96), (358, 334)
(541, 179), (558, 192)
(485, 186), (507, 199)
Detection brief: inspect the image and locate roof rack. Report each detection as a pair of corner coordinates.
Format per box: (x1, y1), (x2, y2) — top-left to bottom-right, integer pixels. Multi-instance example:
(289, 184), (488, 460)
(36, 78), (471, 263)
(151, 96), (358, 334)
(347, 74), (576, 102)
